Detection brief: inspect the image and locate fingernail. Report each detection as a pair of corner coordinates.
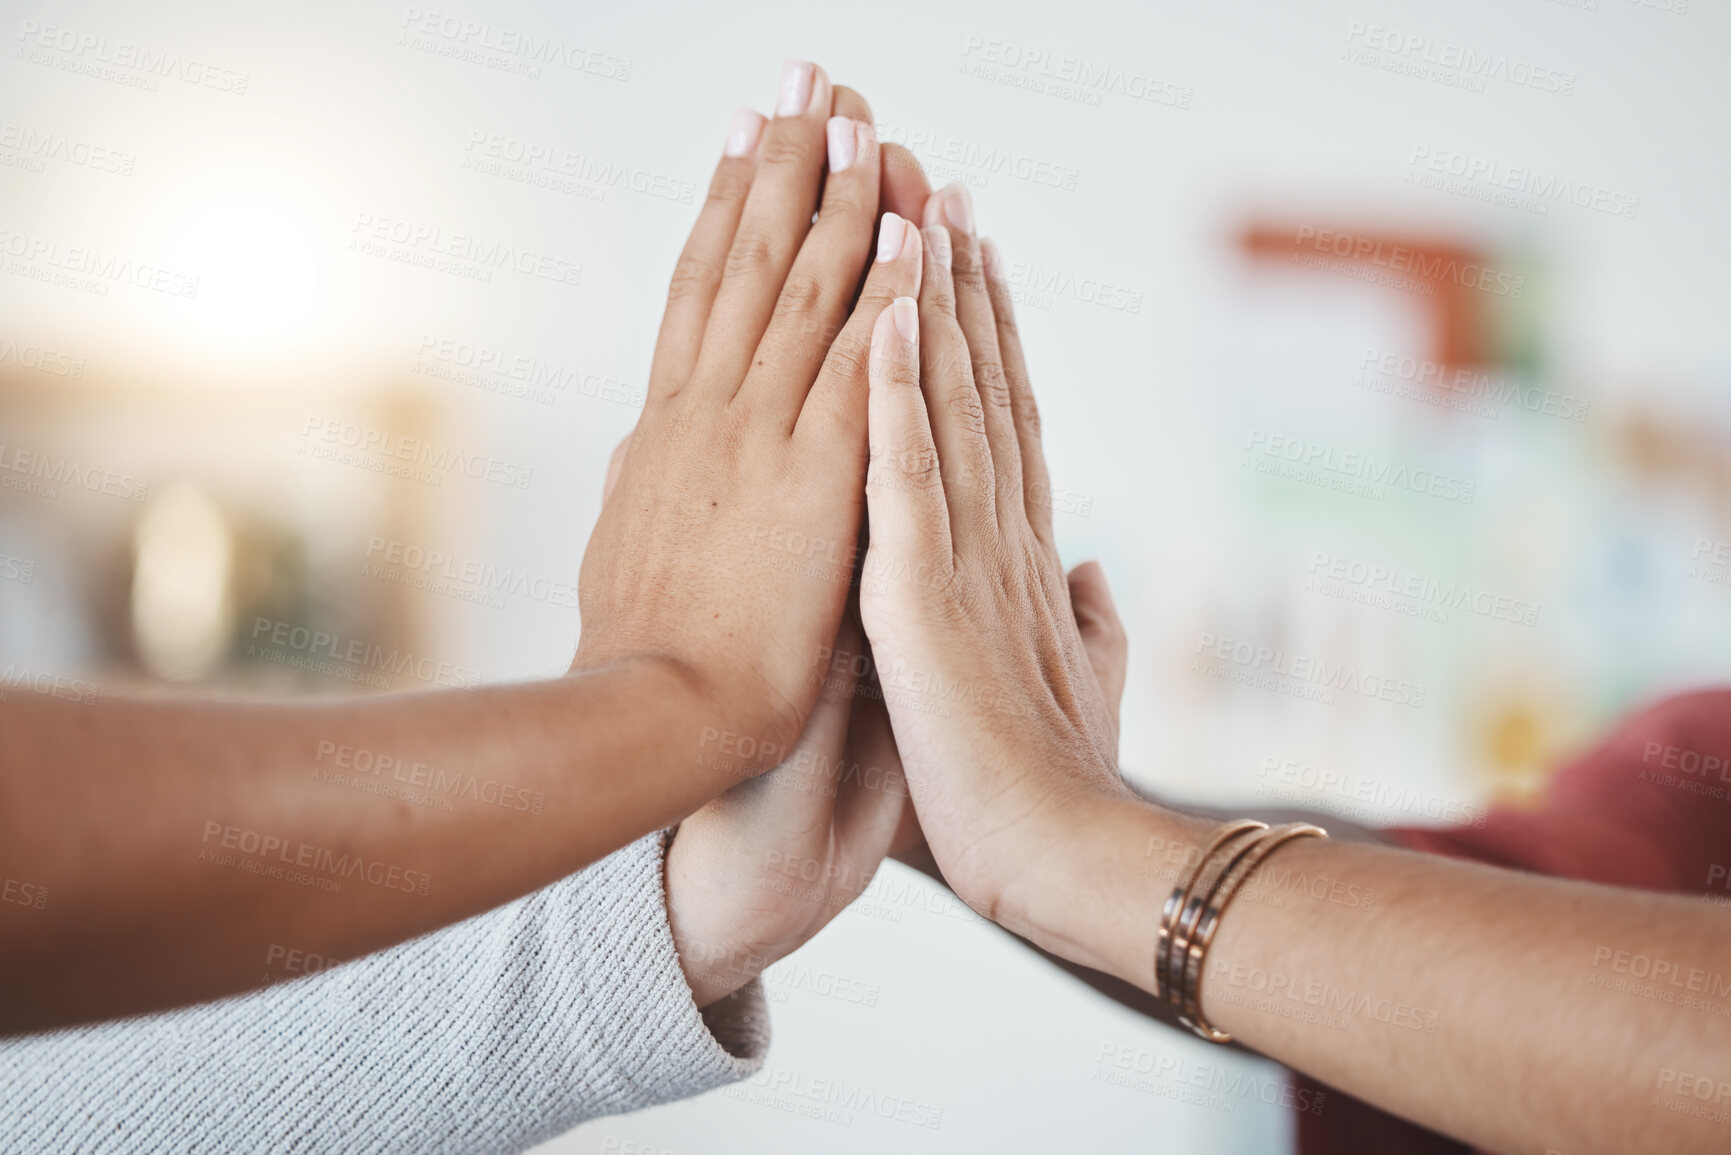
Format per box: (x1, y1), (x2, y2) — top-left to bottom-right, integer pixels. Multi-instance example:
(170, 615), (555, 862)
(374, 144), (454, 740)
(877, 213), (907, 263)
(778, 59), (814, 117)
(981, 238), (1003, 280)
(924, 225), (951, 270)
(893, 296), (919, 342)
(828, 116), (858, 172)
(724, 108), (764, 158)
(922, 192), (945, 231)
(943, 183), (974, 235)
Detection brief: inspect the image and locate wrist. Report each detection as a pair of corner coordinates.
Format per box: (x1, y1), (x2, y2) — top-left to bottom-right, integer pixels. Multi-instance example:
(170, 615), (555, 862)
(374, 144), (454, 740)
(994, 792), (1214, 993)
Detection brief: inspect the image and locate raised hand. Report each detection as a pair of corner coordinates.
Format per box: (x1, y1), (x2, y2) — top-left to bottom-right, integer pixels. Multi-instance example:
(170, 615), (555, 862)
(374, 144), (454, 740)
(574, 65), (918, 779)
(856, 184), (1135, 948)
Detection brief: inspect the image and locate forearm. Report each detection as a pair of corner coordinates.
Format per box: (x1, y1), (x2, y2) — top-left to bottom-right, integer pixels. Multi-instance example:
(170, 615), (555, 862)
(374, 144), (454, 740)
(1010, 796), (1731, 1155)
(0, 657), (738, 1032)
(0, 834), (769, 1154)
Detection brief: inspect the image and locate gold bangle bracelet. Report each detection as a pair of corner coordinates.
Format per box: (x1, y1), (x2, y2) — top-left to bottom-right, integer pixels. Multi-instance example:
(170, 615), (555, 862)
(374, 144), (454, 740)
(1154, 819), (1264, 1005)
(1178, 822), (1329, 1042)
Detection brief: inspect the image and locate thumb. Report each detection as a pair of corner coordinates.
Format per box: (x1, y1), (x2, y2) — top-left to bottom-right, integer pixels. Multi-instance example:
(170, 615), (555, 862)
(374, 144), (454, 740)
(1067, 560), (1127, 728)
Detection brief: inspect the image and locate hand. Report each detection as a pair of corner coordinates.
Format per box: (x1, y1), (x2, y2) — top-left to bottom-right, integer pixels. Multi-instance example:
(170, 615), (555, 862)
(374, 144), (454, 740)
(573, 62), (920, 767)
(856, 183), (1135, 947)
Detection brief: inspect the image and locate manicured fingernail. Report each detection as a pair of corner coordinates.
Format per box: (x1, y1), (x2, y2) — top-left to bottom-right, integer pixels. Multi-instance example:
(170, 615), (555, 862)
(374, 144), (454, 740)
(981, 238), (1004, 280)
(828, 116), (858, 172)
(893, 296), (919, 342)
(725, 108), (764, 158)
(943, 183), (975, 235)
(922, 193), (945, 230)
(924, 225), (951, 270)
(877, 213), (907, 262)
(778, 60), (814, 117)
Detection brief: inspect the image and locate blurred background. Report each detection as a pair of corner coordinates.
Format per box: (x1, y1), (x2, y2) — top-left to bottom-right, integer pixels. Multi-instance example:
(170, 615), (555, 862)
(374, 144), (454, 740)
(3, 0), (1728, 1150)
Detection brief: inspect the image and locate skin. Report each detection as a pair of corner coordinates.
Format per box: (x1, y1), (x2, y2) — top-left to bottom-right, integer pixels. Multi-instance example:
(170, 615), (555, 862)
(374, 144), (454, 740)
(0, 63), (917, 1035)
(855, 174), (1731, 1155)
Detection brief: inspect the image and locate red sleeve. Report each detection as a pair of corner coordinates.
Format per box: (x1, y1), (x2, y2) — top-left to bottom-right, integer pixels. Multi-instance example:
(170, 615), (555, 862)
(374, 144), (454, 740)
(1388, 688), (1731, 895)
(1297, 688), (1731, 1155)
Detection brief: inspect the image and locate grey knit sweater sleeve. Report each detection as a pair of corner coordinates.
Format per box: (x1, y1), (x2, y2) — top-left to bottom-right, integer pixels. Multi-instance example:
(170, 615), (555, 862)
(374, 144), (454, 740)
(0, 833), (770, 1154)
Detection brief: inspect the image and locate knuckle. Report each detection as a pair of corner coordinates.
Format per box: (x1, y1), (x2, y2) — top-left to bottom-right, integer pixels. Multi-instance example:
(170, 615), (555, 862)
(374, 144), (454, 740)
(884, 363), (922, 391)
(951, 261), (988, 297)
(816, 186), (865, 222)
(772, 271), (825, 317)
(925, 285), (958, 315)
(723, 229), (777, 279)
(758, 130), (816, 169)
(665, 255), (720, 304)
(944, 383), (988, 434)
(973, 360), (1012, 410)
(824, 333), (872, 381)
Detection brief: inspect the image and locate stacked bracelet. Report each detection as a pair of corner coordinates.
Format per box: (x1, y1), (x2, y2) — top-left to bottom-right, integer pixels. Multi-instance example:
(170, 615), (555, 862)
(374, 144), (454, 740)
(1154, 820), (1329, 1043)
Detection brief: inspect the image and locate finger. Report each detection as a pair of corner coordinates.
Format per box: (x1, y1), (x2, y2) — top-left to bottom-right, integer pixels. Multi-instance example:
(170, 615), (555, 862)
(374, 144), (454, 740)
(688, 60), (834, 402)
(861, 299), (952, 583)
(791, 210), (922, 458)
(831, 695), (908, 903)
(601, 434), (632, 502)
(734, 109), (882, 429)
(645, 108), (764, 405)
(981, 237), (1055, 550)
(1068, 560), (1127, 730)
(927, 184), (1024, 534)
(880, 143), (933, 226)
(916, 222), (998, 544)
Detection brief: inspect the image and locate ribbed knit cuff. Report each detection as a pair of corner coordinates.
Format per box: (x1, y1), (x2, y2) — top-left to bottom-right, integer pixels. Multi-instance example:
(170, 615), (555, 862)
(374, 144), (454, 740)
(580, 833), (770, 1109)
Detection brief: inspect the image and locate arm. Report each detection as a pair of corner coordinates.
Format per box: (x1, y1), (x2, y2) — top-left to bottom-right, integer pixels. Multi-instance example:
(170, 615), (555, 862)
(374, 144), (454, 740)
(858, 184), (1731, 1155)
(0, 62), (901, 1034)
(0, 834), (768, 1155)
